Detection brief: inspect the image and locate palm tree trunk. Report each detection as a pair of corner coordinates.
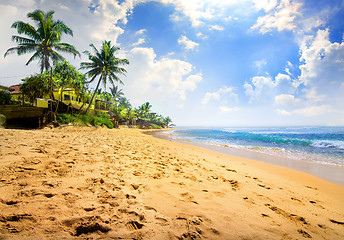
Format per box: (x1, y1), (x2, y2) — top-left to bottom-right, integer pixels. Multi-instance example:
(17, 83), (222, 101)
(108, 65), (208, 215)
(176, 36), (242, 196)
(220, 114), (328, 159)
(50, 67), (55, 100)
(85, 74), (103, 114)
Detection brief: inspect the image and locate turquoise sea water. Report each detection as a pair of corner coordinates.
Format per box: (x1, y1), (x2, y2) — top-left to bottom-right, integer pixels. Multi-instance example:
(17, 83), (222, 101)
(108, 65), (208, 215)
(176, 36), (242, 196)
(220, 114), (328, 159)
(169, 127), (344, 167)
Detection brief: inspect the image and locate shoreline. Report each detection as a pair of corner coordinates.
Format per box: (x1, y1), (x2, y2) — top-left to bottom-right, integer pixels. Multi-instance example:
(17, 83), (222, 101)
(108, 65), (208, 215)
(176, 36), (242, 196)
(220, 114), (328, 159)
(153, 129), (344, 186)
(1, 127), (343, 239)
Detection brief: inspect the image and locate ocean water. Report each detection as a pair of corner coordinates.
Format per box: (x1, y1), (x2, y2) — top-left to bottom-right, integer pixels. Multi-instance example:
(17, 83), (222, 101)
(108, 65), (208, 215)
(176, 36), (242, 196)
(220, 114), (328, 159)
(169, 127), (344, 167)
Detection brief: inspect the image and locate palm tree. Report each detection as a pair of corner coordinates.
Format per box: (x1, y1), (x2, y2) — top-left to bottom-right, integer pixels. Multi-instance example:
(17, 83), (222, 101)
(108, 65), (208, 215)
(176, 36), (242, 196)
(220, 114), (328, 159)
(80, 40), (129, 114)
(4, 10), (80, 98)
(118, 97), (131, 109)
(163, 116), (172, 128)
(138, 102), (152, 117)
(110, 85), (124, 102)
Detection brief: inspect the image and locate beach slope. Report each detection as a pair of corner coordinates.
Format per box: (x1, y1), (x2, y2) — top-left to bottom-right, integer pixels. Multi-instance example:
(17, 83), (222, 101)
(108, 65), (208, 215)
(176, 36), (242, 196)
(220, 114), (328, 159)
(0, 127), (343, 239)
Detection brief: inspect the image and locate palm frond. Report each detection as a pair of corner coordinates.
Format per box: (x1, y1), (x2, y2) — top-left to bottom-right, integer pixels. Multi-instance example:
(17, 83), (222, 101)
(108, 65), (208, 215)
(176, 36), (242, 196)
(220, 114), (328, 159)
(25, 51), (42, 66)
(54, 42), (80, 57)
(53, 19), (73, 36)
(11, 35), (36, 44)
(4, 44), (38, 57)
(11, 21), (40, 41)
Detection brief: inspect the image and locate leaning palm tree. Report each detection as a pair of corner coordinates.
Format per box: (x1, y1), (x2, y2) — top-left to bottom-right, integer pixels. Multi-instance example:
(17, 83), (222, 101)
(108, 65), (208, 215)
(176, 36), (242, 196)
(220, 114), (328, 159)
(4, 10), (80, 98)
(80, 41), (129, 114)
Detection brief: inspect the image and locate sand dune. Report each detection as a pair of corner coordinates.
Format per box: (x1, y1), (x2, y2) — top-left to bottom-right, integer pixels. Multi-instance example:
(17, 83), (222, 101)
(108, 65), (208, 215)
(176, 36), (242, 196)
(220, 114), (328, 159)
(0, 127), (343, 239)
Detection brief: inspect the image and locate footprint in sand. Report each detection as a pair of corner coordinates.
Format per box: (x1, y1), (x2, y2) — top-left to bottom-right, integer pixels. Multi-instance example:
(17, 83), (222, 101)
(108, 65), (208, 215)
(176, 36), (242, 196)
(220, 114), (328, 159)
(330, 219), (344, 225)
(298, 229), (312, 238)
(258, 184), (271, 190)
(126, 220), (144, 230)
(180, 192), (198, 204)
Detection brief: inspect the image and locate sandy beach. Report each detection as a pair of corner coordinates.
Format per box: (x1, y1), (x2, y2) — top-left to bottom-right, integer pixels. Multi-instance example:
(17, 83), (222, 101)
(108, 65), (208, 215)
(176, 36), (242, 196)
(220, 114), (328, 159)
(0, 126), (343, 239)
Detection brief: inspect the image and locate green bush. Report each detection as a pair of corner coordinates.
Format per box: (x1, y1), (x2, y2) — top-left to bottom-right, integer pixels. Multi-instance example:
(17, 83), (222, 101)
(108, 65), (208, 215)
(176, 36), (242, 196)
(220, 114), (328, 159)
(56, 113), (77, 124)
(150, 123), (162, 129)
(97, 112), (110, 119)
(0, 90), (14, 105)
(56, 113), (113, 129)
(93, 115), (114, 129)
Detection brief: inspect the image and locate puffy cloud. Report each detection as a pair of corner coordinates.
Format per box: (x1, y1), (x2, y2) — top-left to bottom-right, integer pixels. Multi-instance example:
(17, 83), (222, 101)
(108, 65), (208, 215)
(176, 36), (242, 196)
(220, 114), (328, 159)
(122, 47), (202, 106)
(202, 86), (238, 104)
(244, 73), (295, 103)
(251, 0), (303, 34)
(161, 0), (246, 27)
(299, 29), (344, 88)
(252, 0), (278, 12)
(178, 35), (199, 51)
(244, 76), (274, 103)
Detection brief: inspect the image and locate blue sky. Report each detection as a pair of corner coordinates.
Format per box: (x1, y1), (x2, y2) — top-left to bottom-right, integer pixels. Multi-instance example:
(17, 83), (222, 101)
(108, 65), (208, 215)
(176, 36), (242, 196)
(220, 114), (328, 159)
(1, 0), (344, 126)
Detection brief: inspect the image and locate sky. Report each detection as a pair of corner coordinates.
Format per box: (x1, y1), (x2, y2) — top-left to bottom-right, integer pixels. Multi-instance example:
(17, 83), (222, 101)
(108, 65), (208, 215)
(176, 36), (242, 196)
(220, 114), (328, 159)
(0, 0), (344, 126)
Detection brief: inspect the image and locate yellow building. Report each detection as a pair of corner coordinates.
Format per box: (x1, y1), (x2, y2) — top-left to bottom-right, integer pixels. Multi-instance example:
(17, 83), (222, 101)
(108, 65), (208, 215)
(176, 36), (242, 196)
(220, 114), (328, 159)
(9, 85), (111, 115)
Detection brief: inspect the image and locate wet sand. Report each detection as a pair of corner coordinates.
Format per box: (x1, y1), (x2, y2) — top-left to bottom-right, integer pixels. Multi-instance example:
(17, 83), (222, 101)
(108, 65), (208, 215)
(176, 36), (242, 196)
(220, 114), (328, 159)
(0, 127), (343, 239)
(153, 130), (344, 186)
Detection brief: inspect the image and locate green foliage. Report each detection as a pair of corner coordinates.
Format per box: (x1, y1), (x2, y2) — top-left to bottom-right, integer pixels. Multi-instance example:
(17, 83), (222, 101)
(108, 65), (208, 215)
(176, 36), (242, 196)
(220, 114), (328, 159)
(56, 113), (113, 129)
(21, 73), (50, 103)
(110, 86), (124, 101)
(96, 112), (110, 120)
(56, 113), (77, 124)
(80, 40), (129, 113)
(4, 9), (80, 73)
(150, 124), (162, 129)
(0, 90), (14, 105)
(53, 60), (87, 102)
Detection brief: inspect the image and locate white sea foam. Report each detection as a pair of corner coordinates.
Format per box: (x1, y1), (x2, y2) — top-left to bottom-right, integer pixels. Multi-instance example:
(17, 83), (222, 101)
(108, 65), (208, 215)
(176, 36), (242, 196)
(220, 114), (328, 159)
(312, 140), (344, 149)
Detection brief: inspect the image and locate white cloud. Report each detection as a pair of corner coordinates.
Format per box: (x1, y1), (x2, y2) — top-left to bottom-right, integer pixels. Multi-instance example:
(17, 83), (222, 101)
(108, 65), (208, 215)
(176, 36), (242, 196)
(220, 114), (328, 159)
(244, 76), (274, 103)
(202, 86), (238, 104)
(178, 35), (199, 51)
(303, 88), (325, 103)
(252, 0), (278, 12)
(132, 38), (145, 46)
(277, 105), (336, 117)
(209, 25), (224, 31)
(285, 61), (293, 75)
(275, 94), (300, 106)
(244, 73), (295, 103)
(299, 29), (344, 87)
(196, 32), (208, 40)
(161, 0), (246, 27)
(219, 106), (239, 114)
(251, 0), (303, 34)
(122, 47), (202, 105)
(276, 109), (291, 115)
(135, 29), (147, 35)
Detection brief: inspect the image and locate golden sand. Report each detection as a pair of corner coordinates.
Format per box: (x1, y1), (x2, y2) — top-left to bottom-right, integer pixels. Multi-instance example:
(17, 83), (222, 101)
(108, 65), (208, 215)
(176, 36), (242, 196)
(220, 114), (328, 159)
(0, 127), (343, 239)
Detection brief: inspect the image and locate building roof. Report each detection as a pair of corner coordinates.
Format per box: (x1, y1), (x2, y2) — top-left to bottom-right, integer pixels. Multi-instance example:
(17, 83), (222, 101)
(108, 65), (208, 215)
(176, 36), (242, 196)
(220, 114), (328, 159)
(9, 85), (21, 94)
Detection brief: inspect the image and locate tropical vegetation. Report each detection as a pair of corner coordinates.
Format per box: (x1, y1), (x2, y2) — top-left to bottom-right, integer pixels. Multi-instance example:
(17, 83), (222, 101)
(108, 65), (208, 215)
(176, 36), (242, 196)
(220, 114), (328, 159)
(80, 41), (129, 114)
(4, 9), (80, 98)
(2, 9), (173, 129)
